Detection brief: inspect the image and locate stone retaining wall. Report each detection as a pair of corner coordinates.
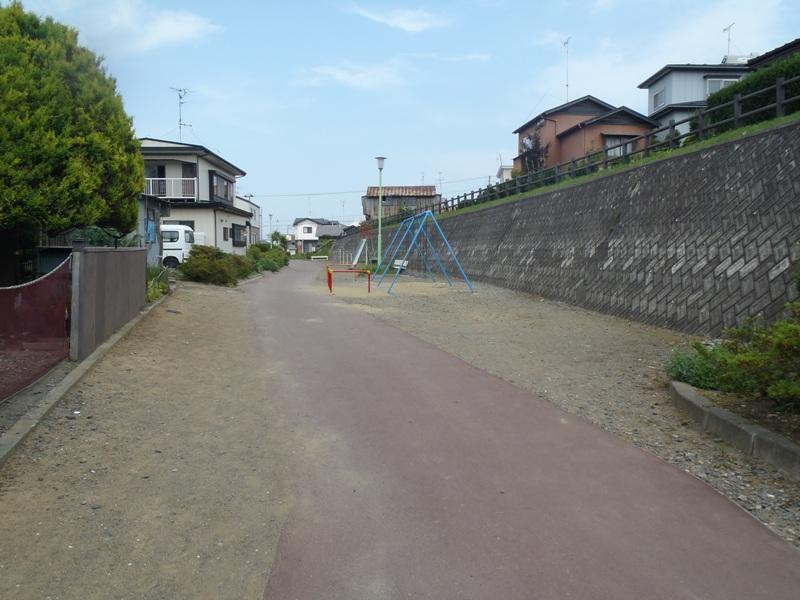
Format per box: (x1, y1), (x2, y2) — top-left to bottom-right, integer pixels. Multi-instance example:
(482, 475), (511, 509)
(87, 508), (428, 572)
(333, 121), (800, 335)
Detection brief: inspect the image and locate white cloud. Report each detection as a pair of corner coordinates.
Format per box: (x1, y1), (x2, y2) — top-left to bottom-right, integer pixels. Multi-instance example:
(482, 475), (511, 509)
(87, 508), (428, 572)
(22, 0), (220, 55)
(294, 61), (406, 90)
(346, 5), (448, 33)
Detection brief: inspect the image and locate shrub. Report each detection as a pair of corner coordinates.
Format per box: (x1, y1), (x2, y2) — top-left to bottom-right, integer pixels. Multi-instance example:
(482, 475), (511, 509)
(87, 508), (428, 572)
(225, 254), (255, 279)
(177, 245), (237, 286)
(667, 303), (800, 412)
(706, 53), (800, 132)
(666, 345), (725, 390)
(257, 258), (279, 272)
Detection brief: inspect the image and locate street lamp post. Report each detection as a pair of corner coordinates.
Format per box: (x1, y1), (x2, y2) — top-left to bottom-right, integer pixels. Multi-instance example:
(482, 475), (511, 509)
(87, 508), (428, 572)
(375, 156), (386, 264)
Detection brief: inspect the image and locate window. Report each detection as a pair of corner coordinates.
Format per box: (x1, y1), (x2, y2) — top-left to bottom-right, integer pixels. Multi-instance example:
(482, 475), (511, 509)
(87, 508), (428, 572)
(212, 173), (234, 202)
(232, 224), (247, 247)
(653, 88), (665, 109)
(706, 78), (738, 97)
(604, 135), (636, 157)
(303, 226), (312, 233)
(162, 231), (179, 243)
(184, 231), (194, 243)
(223, 227), (229, 241)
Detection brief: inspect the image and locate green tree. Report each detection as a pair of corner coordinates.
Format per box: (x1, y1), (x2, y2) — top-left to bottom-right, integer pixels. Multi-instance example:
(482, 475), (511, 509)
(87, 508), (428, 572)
(270, 230), (288, 251)
(0, 2), (142, 235)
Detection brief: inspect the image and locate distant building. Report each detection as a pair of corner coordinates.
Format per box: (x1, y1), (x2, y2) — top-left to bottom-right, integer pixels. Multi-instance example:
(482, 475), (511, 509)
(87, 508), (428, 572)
(637, 62), (751, 134)
(361, 186), (441, 220)
(496, 165), (513, 183)
(292, 218), (344, 254)
(512, 96), (656, 172)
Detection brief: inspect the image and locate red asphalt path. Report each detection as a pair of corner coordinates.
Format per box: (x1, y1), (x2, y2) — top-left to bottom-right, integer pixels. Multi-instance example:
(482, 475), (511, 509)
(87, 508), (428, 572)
(257, 263), (799, 599)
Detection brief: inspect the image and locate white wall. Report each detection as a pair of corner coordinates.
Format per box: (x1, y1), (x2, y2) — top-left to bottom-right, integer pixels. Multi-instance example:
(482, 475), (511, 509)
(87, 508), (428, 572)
(162, 208), (250, 255)
(295, 220), (318, 241)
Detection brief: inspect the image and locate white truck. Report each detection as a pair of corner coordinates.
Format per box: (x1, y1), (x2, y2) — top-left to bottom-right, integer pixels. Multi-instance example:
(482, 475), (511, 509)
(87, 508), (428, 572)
(161, 224), (195, 268)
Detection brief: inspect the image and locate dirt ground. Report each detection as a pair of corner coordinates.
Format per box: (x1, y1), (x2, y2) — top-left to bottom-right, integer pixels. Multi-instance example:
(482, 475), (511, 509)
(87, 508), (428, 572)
(0, 282), (291, 600)
(322, 270), (800, 547)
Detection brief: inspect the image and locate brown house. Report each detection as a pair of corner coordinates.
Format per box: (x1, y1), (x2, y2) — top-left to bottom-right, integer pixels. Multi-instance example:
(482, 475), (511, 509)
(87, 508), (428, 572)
(512, 96), (657, 172)
(361, 186), (441, 220)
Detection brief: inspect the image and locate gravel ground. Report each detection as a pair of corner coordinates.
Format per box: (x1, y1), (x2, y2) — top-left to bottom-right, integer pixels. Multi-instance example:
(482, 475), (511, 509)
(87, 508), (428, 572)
(0, 282), (291, 599)
(323, 272), (800, 548)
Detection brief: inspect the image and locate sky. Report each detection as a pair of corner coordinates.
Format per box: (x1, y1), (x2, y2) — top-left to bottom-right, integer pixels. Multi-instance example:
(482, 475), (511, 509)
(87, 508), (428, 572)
(15, 0), (800, 234)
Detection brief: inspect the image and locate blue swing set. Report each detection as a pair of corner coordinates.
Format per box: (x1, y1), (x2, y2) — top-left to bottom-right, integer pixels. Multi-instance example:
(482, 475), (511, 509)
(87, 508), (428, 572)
(373, 210), (474, 295)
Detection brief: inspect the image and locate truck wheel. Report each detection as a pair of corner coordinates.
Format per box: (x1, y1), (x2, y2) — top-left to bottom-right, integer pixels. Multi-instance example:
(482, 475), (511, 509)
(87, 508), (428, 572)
(163, 257), (179, 269)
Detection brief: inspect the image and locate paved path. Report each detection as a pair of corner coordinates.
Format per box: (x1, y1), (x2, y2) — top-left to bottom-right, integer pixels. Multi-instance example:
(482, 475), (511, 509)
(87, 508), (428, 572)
(260, 263), (799, 599)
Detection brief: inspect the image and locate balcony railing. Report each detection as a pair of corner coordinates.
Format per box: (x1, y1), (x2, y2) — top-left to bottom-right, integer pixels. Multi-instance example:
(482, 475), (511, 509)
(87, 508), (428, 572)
(144, 178), (197, 200)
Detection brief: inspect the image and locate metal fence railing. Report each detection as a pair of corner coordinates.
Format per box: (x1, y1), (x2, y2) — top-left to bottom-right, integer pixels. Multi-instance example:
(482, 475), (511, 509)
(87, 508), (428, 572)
(367, 74), (800, 230)
(0, 255), (71, 403)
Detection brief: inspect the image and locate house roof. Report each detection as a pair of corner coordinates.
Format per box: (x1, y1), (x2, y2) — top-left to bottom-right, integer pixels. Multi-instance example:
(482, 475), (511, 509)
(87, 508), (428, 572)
(167, 201), (252, 218)
(512, 95), (616, 134)
(139, 137), (247, 177)
(650, 100), (706, 120)
(556, 106), (658, 138)
(363, 186), (438, 197)
(637, 64), (750, 89)
(292, 217), (342, 226)
(748, 38), (800, 68)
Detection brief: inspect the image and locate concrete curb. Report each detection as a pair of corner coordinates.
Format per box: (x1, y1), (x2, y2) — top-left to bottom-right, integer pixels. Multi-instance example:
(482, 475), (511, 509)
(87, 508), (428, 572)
(0, 291), (172, 467)
(669, 381), (800, 479)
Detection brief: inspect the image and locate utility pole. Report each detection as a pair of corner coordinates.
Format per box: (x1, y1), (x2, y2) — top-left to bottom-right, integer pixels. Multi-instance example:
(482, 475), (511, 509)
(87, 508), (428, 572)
(437, 171), (443, 195)
(268, 213), (273, 235)
(563, 37), (571, 102)
(723, 23), (735, 57)
(170, 87), (191, 141)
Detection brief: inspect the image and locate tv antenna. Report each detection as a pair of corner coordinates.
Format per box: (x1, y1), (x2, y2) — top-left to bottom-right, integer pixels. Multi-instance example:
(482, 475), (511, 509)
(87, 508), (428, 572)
(563, 37), (571, 102)
(169, 87), (191, 142)
(723, 23), (735, 57)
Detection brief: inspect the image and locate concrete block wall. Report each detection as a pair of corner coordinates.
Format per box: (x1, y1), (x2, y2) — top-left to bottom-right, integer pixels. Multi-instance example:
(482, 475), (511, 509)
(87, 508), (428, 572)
(333, 120), (800, 335)
(70, 247), (147, 360)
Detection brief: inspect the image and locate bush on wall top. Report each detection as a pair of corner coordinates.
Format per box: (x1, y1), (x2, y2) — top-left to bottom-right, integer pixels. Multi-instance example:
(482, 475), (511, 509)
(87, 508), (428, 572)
(706, 53), (800, 131)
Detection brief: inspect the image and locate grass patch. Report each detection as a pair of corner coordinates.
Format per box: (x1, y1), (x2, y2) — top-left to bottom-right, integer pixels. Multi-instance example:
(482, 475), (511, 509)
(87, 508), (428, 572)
(146, 266), (170, 302)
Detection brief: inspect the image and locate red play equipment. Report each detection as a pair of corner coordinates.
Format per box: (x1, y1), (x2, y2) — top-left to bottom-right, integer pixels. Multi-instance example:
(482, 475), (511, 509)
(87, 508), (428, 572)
(326, 266), (371, 294)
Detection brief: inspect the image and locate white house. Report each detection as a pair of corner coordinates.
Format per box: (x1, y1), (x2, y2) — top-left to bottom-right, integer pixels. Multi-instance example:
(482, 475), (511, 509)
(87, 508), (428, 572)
(496, 164), (513, 183)
(234, 195), (262, 245)
(637, 59), (751, 135)
(292, 218), (344, 254)
(140, 138), (253, 255)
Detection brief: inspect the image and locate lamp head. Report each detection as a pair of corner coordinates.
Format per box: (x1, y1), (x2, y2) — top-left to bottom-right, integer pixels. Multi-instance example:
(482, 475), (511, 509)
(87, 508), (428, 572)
(375, 156), (386, 170)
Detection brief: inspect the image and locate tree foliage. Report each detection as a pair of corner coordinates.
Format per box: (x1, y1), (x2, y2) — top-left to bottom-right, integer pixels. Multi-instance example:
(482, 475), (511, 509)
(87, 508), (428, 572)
(270, 230), (288, 250)
(0, 2), (142, 234)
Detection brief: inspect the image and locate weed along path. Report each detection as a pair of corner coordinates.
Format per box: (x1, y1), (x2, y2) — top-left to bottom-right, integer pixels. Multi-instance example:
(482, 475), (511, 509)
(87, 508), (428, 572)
(258, 262), (799, 599)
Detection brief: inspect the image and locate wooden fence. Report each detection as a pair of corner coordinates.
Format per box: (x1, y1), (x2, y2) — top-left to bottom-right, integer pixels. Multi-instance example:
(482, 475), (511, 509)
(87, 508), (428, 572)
(372, 74), (800, 229)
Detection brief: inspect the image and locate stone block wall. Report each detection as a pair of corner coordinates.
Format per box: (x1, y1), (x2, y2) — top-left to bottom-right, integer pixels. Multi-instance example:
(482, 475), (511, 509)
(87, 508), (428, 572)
(333, 121), (800, 335)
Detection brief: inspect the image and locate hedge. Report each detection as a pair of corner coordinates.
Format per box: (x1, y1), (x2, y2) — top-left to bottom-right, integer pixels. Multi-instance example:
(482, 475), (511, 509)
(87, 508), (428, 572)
(706, 53), (800, 132)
